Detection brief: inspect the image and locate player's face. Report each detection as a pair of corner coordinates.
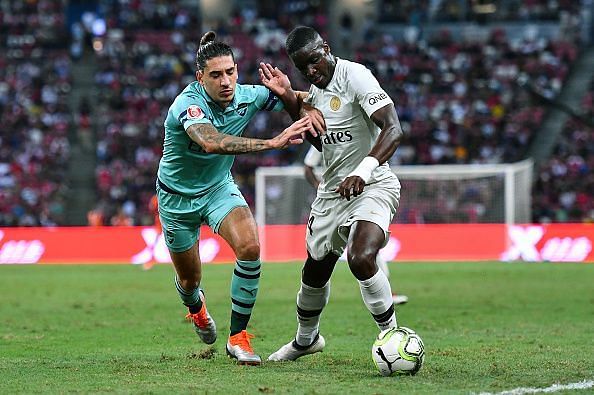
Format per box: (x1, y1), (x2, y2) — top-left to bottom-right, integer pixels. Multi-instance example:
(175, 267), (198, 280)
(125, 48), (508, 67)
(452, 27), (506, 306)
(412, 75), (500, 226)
(197, 55), (238, 108)
(290, 41), (336, 89)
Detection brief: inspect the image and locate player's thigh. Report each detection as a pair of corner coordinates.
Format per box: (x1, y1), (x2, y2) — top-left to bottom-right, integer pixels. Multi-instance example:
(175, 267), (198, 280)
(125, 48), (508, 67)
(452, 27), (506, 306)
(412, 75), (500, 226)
(157, 183), (202, 254)
(218, 206), (259, 255)
(306, 197), (343, 261)
(339, 180), (400, 249)
(202, 181), (258, 256)
(347, 220), (385, 258)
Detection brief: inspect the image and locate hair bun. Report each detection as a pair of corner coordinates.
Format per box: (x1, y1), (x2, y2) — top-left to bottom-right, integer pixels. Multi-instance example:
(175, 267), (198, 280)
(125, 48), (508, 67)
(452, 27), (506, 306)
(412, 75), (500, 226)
(200, 31), (216, 46)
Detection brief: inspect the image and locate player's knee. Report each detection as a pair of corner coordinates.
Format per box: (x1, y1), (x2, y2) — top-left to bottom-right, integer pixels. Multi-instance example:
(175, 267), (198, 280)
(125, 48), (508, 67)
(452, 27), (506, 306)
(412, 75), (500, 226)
(178, 274), (201, 291)
(234, 240), (260, 261)
(302, 253), (336, 287)
(347, 248), (378, 279)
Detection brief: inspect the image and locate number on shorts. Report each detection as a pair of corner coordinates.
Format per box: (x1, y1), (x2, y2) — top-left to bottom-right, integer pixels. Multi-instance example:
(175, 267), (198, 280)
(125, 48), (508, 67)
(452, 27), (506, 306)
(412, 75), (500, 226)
(307, 215), (315, 236)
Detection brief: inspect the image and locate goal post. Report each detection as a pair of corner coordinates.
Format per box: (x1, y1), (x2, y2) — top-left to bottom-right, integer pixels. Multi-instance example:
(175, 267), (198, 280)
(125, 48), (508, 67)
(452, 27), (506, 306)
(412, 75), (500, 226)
(255, 159), (533, 226)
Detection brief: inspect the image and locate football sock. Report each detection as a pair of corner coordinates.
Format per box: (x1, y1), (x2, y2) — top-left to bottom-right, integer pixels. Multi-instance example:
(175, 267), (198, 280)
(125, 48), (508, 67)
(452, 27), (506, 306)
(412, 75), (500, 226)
(295, 281), (330, 347)
(230, 259), (261, 335)
(174, 276), (202, 313)
(358, 269), (397, 331)
(376, 254), (390, 278)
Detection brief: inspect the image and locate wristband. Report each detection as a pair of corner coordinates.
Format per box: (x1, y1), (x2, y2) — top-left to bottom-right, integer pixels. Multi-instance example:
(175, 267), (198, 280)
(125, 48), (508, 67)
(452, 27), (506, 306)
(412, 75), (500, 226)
(347, 156), (380, 183)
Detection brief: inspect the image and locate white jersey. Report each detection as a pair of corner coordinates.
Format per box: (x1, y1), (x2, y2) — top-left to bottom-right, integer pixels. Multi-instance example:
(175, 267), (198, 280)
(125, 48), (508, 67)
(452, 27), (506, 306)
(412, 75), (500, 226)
(305, 58), (398, 198)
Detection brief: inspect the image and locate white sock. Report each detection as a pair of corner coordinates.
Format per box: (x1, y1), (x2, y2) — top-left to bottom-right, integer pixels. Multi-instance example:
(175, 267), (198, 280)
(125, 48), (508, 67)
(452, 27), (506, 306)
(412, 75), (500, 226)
(358, 270), (397, 331)
(376, 254), (390, 278)
(295, 281), (330, 347)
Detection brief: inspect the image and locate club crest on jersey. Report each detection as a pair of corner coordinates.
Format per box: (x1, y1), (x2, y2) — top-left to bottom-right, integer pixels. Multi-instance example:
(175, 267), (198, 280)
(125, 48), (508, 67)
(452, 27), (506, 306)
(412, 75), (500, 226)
(330, 96), (341, 111)
(187, 105), (204, 120)
(236, 102), (248, 116)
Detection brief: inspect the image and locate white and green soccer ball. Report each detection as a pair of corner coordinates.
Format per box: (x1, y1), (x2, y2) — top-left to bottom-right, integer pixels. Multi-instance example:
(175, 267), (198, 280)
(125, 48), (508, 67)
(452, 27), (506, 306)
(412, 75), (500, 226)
(371, 326), (425, 377)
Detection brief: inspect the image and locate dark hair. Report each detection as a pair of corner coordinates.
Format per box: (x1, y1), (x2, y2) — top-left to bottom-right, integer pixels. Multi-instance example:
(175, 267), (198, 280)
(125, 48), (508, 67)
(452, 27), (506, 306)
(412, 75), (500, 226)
(285, 26), (321, 56)
(195, 31), (235, 71)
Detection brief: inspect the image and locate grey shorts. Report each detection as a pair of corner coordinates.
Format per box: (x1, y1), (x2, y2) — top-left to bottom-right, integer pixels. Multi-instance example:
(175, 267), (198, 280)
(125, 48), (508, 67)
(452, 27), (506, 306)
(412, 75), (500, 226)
(306, 178), (401, 260)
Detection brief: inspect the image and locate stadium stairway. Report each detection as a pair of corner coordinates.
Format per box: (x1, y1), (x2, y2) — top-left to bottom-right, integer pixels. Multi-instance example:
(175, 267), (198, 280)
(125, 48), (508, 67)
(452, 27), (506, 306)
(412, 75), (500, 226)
(528, 45), (594, 165)
(65, 49), (98, 225)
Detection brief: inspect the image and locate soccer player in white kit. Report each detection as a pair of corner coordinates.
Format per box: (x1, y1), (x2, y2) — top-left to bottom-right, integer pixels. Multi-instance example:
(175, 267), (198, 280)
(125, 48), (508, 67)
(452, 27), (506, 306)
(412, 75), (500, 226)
(261, 26), (406, 361)
(303, 146), (409, 306)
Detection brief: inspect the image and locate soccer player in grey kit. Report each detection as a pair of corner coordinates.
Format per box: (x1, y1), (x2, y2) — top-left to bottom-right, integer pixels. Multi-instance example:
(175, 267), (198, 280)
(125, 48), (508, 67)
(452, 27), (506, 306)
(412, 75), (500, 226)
(261, 26), (406, 361)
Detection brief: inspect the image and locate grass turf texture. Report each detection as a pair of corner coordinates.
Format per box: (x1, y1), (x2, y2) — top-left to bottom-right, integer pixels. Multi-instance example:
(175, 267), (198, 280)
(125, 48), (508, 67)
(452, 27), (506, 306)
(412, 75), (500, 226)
(1, 262), (593, 394)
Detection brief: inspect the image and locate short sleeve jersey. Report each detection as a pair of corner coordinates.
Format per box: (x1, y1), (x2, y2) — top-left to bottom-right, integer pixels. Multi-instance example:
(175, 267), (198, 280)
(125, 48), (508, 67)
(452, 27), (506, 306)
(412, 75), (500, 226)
(305, 58), (397, 198)
(158, 81), (284, 196)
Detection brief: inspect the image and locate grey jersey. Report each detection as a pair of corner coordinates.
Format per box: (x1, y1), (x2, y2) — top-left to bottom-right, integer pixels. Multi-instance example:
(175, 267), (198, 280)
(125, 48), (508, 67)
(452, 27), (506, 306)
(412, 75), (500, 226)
(306, 58), (398, 198)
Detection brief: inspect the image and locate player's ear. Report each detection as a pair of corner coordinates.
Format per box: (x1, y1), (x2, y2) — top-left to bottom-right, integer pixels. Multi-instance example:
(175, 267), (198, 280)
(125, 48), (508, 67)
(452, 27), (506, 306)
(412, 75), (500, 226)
(196, 70), (203, 85)
(323, 42), (331, 54)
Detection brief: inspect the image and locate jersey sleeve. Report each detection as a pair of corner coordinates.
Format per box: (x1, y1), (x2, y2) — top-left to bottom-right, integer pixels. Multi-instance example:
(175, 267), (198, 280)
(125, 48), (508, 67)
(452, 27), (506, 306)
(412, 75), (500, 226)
(348, 64), (394, 118)
(170, 94), (211, 130)
(254, 85), (285, 112)
(303, 145), (322, 167)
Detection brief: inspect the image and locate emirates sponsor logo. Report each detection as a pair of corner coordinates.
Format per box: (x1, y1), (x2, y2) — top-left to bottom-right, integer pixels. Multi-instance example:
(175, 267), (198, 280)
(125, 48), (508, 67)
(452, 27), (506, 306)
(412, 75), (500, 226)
(501, 226), (592, 262)
(0, 231), (45, 264)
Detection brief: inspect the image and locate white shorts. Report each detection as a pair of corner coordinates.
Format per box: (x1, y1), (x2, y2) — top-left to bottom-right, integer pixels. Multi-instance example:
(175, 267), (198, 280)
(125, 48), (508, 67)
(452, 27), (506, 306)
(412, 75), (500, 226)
(306, 178), (401, 260)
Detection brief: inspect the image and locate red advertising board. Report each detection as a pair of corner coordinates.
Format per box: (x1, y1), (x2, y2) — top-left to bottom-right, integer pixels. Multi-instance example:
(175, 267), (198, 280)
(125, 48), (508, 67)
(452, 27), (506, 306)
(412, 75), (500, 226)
(0, 224), (592, 264)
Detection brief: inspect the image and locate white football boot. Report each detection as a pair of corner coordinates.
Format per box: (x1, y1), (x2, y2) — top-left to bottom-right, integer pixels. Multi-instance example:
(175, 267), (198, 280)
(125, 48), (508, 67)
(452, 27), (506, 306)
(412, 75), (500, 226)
(267, 333), (325, 361)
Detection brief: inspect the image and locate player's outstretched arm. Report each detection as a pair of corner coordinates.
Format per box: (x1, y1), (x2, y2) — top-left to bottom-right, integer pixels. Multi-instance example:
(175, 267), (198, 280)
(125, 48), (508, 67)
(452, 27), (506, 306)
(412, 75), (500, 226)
(259, 63), (324, 151)
(335, 103), (403, 200)
(258, 62), (300, 121)
(186, 118), (311, 154)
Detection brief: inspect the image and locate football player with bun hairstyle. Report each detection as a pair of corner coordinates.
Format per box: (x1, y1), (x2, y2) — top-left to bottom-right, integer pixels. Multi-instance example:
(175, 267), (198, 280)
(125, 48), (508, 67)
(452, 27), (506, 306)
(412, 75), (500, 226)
(262, 26), (406, 361)
(156, 31), (321, 365)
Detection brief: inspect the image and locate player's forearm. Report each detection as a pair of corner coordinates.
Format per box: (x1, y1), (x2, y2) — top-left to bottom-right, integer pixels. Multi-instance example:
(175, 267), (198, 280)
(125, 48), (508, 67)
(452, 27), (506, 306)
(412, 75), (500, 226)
(187, 123), (272, 154)
(279, 88), (302, 121)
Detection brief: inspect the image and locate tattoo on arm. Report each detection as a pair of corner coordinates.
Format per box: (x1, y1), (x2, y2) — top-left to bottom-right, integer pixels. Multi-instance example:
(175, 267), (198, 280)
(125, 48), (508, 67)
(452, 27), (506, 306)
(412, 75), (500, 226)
(186, 123), (270, 154)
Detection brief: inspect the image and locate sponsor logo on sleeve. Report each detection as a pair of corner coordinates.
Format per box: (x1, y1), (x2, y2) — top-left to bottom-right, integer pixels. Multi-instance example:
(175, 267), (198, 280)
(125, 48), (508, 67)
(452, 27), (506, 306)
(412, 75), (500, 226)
(187, 105), (204, 120)
(368, 93), (388, 106)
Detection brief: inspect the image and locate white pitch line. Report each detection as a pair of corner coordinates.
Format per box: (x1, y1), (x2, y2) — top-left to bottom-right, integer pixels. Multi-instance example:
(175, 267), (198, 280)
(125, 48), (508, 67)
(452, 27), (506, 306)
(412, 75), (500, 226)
(478, 379), (594, 395)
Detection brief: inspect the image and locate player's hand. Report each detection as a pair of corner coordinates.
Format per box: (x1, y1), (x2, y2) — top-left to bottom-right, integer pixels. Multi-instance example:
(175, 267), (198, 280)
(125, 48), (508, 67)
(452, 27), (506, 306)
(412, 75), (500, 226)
(270, 117), (312, 149)
(259, 62), (291, 97)
(301, 103), (325, 137)
(335, 176), (366, 201)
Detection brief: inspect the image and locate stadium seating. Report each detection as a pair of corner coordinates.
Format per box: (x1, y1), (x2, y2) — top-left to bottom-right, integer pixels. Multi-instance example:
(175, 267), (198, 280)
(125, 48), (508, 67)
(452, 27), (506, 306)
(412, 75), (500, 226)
(0, 0), (71, 226)
(1, 0), (589, 226)
(532, 79), (594, 223)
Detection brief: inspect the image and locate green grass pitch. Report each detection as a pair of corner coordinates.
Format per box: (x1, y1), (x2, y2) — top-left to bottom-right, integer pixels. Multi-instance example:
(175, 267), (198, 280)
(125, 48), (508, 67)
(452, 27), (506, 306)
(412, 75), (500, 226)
(1, 262), (593, 394)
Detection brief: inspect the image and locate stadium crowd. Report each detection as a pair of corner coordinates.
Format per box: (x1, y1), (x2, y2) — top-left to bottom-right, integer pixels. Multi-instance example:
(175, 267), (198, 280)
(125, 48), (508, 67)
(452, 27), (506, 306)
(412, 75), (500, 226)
(532, 79), (594, 223)
(0, 0), (590, 226)
(0, 0), (72, 226)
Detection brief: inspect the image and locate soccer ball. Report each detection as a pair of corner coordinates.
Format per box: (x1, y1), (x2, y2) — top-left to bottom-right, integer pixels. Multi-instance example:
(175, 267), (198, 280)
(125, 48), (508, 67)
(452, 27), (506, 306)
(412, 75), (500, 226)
(371, 327), (425, 377)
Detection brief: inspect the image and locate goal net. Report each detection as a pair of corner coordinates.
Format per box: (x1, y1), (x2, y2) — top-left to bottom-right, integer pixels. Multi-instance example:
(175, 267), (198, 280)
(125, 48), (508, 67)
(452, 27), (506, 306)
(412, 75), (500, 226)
(255, 159), (533, 226)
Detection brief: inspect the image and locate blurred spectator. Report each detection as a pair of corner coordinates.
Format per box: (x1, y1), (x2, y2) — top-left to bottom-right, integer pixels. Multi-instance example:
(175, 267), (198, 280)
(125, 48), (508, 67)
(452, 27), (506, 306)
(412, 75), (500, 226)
(532, 78), (594, 223)
(0, 0), (72, 226)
